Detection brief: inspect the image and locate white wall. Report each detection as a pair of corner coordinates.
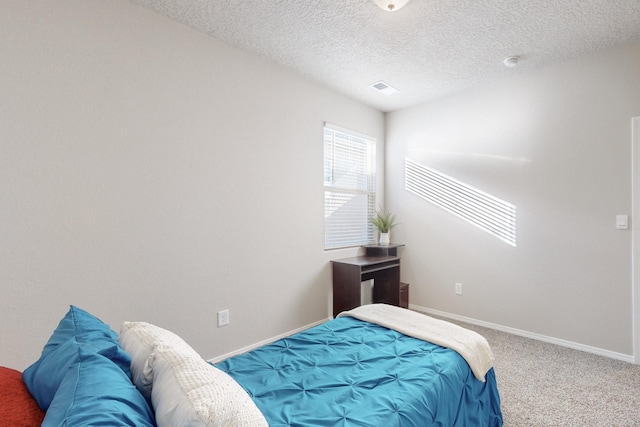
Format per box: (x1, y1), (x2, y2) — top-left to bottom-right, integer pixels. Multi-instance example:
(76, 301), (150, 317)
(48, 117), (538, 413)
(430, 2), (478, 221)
(0, 1), (383, 370)
(386, 40), (640, 356)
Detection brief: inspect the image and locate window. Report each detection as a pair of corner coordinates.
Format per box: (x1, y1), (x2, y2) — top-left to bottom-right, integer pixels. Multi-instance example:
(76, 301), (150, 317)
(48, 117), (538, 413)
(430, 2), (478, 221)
(323, 123), (376, 249)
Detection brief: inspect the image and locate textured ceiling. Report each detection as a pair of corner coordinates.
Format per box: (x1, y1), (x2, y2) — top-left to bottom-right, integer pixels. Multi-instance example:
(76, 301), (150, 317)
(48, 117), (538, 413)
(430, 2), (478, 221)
(131, 0), (640, 112)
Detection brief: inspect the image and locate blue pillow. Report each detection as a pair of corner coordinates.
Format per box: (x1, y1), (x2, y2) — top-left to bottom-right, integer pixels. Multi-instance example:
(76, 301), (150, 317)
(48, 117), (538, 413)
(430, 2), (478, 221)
(23, 306), (132, 410)
(34, 305), (118, 359)
(41, 348), (155, 427)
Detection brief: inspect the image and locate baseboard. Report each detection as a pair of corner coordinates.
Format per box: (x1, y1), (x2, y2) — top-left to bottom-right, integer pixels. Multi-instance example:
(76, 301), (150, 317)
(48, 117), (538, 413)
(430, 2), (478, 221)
(410, 303), (635, 364)
(207, 318), (330, 364)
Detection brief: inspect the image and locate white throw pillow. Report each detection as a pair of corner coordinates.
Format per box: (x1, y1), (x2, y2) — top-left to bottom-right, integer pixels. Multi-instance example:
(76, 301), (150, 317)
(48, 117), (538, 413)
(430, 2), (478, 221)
(151, 346), (268, 427)
(118, 321), (192, 399)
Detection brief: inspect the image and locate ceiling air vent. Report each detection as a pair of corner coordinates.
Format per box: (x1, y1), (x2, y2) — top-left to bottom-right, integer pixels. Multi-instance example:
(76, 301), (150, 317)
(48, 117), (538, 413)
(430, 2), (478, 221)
(369, 80), (399, 95)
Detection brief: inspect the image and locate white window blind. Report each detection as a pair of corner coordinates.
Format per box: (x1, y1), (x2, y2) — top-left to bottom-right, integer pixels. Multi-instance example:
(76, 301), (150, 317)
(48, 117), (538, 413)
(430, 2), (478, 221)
(324, 124), (376, 249)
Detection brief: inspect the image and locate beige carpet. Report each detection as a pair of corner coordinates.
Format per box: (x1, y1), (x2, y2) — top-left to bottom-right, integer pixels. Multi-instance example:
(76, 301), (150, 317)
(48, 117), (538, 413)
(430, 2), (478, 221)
(452, 320), (640, 426)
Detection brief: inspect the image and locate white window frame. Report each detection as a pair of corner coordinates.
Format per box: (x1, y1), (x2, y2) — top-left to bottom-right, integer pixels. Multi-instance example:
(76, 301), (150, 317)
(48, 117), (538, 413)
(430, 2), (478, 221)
(323, 123), (376, 250)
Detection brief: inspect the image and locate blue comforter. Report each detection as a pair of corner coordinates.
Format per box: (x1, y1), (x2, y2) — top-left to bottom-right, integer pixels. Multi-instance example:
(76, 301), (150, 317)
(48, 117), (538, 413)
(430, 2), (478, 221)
(216, 316), (502, 426)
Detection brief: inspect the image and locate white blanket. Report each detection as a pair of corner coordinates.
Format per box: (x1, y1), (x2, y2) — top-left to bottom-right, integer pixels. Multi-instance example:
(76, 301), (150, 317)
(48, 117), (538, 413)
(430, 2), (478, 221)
(337, 304), (494, 382)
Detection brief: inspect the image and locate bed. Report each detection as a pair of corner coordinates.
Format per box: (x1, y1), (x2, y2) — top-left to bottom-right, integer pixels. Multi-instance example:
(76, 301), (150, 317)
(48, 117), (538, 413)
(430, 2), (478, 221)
(216, 304), (503, 426)
(6, 304), (502, 427)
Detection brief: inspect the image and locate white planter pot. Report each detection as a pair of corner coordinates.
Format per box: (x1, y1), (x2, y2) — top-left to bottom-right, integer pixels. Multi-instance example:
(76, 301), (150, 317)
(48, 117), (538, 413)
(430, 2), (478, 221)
(379, 232), (390, 246)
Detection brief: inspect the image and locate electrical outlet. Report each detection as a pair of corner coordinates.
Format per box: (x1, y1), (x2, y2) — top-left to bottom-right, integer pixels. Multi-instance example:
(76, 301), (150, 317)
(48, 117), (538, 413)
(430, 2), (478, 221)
(455, 283), (463, 295)
(217, 309), (230, 327)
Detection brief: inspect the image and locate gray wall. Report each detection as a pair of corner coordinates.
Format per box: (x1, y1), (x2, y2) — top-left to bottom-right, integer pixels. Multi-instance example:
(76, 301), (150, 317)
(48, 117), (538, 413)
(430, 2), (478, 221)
(386, 40), (640, 357)
(1, 1), (383, 370)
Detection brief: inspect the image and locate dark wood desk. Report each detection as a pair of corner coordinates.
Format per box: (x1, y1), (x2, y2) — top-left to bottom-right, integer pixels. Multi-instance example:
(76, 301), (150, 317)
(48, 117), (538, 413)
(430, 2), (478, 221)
(331, 255), (401, 317)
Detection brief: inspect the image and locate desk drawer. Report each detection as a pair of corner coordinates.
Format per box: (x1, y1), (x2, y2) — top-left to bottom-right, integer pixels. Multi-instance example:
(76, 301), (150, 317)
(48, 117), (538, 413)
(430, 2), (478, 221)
(360, 260), (400, 274)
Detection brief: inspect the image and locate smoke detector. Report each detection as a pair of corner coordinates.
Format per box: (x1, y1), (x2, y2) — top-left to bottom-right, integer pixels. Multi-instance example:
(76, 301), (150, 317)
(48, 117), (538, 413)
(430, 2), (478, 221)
(503, 56), (520, 67)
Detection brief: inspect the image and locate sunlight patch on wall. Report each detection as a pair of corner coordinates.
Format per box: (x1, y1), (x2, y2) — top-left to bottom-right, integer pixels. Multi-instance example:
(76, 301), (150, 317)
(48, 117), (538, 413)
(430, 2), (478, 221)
(405, 158), (517, 247)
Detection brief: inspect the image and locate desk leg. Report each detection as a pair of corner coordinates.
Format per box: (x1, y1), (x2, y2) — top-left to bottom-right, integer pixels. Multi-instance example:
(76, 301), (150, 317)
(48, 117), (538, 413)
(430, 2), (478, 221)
(372, 266), (401, 306)
(332, 264), (362, 318)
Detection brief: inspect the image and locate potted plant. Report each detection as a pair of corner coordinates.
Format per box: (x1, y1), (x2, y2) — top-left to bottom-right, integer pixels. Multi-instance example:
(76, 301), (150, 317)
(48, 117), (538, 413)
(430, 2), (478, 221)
(369, 207), (397, 246)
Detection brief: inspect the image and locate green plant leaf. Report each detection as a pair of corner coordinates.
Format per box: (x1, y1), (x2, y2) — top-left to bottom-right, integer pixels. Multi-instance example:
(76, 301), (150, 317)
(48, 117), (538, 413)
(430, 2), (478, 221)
(369, 207), (397, 233)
